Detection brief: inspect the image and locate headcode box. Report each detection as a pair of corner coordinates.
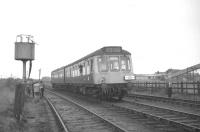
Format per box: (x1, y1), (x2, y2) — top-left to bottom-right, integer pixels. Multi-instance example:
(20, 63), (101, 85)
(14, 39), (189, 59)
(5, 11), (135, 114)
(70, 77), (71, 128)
(15, 42), (35, 60)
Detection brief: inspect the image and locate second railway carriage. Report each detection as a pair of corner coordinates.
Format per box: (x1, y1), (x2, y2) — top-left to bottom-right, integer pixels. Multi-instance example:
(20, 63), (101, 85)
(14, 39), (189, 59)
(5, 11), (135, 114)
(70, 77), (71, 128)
(51, 46), (135, 100)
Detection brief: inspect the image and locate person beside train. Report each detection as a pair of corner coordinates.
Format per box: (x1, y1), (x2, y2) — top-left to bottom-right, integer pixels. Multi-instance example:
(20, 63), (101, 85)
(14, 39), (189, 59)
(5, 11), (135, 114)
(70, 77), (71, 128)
(26, 83), (31, 96)
(33, 82), (40, 98)
(31, 83), (34, 97)
(40, 81), (44, 97)
(167, 81), (172, 98)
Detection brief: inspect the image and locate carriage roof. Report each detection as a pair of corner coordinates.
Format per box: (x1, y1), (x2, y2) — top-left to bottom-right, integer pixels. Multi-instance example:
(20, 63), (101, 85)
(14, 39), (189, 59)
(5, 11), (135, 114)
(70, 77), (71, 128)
(52, 46), (131, 73)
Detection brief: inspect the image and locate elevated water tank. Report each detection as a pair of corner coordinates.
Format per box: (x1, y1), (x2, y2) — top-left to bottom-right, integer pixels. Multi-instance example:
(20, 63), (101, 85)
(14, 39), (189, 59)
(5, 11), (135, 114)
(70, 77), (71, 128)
(15, 35), (35, 61)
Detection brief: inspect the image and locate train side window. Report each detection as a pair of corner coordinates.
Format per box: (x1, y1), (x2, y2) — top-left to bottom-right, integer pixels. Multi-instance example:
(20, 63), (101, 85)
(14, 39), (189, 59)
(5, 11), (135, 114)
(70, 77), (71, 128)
(83, 64), (86, 75)
(69, 68), (70, 77)
(75, 66), (77, 77)
(90, 59), (93, 73)
(86, 61), (90, 75)
(74, 67), (76, 77)
(68, 68), (70, 77)
(79, 64), (83, 76)
(55, 73), (57, 78)
(109, 56), (119, 71)
(58, 72), (60, 78)
(51, 73), (54, 79)
(72, 67), (75, 77)
(65, 68), (67, 77)
(59, 72), (61, 78)
(70, 67), (72, 77)
(98, 57), (108, 72)
(77, 66), (79, 76)
(75, 66), (78, 77)
(61, 70), (64, 78)
(74, 68), (76, 77)
(73, 67), (75, 77)
(77, 65), (80, 76)
(67, 68), (69, 77)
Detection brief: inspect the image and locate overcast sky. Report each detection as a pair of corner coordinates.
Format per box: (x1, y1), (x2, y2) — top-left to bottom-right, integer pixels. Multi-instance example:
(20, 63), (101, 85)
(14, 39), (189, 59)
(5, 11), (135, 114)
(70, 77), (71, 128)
(0, 0), (199, 79)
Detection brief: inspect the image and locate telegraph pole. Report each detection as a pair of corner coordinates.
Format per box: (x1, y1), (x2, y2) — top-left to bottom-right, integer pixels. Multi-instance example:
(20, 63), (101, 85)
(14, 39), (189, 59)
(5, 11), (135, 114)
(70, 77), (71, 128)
(39, 68), (41, 81)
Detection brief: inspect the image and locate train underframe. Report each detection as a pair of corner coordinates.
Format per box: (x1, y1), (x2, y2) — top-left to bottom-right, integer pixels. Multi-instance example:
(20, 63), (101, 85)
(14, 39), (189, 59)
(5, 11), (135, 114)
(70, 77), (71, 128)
(52, 83), (131, 100)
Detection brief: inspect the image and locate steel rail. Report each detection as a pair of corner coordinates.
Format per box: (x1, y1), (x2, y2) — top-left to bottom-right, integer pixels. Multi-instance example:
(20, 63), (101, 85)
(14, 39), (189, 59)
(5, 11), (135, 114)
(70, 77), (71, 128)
(111, 99), (200, 132)
(45, 96), (69, 132)
(112, 103), (200, 132)
(47, 90), (128, 132)
(129, 93), (200, 107)
(125, 98), (200, 119)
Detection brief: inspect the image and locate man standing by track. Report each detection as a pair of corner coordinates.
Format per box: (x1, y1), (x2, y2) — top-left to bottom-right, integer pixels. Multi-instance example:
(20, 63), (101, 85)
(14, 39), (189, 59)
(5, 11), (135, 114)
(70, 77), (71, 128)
(167, 81), (172, 98)
(40, 81), (44, 97)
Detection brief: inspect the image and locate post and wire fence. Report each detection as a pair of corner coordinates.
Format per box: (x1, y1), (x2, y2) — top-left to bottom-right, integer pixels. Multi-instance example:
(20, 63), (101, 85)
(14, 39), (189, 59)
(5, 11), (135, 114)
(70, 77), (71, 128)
(130, 81), (200, 101)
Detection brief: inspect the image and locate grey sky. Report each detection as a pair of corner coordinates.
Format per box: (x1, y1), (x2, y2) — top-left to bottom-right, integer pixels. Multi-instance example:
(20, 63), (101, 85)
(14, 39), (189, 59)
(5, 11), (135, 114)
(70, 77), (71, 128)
(0, 0), (199, 79)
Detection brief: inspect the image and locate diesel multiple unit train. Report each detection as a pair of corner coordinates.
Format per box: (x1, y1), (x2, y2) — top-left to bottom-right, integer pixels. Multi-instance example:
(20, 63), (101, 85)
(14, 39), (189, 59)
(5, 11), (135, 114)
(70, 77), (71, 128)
(51, 46), (135, 100)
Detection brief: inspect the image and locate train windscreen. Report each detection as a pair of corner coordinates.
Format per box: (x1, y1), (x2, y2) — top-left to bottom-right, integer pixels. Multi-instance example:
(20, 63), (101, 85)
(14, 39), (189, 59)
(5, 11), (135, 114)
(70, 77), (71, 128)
(120, 56), (131, 71)
(98, 57), (108, 72)
(109, 56), (119, 71)
(98, 55), (131, 72)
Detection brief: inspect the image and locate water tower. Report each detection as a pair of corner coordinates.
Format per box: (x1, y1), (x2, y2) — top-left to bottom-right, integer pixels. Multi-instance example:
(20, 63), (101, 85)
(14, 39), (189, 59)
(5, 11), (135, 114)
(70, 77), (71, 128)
(15, 34), (35, 81)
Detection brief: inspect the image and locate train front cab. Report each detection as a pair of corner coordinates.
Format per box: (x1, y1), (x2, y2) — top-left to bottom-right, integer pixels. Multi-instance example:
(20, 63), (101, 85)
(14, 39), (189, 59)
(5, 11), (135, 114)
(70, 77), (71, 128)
(93, 54), (135, 100)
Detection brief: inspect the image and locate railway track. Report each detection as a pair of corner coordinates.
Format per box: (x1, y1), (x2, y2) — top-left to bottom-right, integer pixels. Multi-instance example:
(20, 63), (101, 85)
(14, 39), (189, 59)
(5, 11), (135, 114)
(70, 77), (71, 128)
(48, 90), (189, 132)
(129, 94), (200, 107)
(45, 91), (127, 132)
(113, 98), (200, 132)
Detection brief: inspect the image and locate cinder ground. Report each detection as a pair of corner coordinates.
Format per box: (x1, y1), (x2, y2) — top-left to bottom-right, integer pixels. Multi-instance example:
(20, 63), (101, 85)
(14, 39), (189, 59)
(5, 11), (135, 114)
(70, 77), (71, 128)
(0, 79), (59, 132)
(0, 79), (21, 132)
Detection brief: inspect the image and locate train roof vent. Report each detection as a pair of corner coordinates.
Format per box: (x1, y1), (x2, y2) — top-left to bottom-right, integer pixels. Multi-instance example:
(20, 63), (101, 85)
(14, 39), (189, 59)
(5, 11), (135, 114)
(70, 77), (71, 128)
(102, 46), (122, 53)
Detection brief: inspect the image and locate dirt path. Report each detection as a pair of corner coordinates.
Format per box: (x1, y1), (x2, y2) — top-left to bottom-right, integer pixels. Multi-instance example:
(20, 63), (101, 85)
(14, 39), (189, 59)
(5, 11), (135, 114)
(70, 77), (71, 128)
(0, 79), (59, 132)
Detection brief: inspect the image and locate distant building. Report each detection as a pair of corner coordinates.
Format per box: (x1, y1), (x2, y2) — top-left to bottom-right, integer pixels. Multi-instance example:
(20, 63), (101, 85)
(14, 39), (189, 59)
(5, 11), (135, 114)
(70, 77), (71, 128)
(135, 65), (200, 82)
(41, 76), (51, 82)
(41, 76), (51, 88)
(135, 69), (183, 81)
(165, 69), (180, 74)
(135, 74), (156, 81)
